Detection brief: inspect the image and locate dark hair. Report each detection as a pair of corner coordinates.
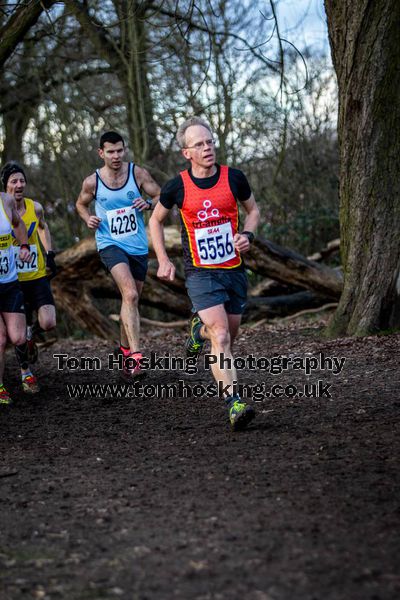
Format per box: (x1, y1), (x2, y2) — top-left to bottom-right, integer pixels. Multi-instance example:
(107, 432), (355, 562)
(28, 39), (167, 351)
(99, 131), (125, 149)
(1, 161), (27, 190)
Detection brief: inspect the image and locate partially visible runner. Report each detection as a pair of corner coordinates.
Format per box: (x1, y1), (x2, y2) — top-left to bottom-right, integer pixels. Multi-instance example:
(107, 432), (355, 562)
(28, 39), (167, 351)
(0, 190), (35, 404)
(76, 131), (160, 379)
(150, 117), (260, 430)
(2, 162), (57, 380)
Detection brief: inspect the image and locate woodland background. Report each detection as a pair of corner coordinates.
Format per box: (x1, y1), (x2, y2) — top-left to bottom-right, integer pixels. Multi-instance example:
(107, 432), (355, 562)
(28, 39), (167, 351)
(1, 0), (399, 337)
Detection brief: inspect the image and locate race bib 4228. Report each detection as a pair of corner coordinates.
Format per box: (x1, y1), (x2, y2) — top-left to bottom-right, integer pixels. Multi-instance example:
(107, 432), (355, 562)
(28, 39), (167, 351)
(107, 206), (138, 240)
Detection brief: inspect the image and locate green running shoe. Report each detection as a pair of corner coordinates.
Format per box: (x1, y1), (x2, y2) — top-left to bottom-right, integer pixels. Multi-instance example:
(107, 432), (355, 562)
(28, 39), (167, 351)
(228, 397), (255, 431)
(0, 384), (12, 406)
(185, 314), (205, 357)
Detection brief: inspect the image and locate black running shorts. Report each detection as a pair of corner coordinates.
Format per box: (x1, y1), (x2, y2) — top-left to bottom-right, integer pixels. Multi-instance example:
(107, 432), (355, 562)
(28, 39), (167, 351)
(185, 270), (248, 314)
(20, 276), (55, 311)
(0, 279), (25, 313)
(99, 245), (148, 282)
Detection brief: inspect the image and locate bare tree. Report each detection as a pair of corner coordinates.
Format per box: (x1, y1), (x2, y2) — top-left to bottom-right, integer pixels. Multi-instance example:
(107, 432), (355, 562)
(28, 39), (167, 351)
(325, 0), (400, 335)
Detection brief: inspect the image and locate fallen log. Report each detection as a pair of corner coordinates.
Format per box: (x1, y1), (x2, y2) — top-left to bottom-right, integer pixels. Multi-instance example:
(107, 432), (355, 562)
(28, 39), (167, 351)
(110, 314), (188, 328)
(244, 291), (332, 321)
(244, 238), (343, 300)
(308, 238), (340, 262)
(52, 283), (117, 339)
(51, 228), (343, 338)
(249, 278), (301, 298)
(279, 302), (338, 321)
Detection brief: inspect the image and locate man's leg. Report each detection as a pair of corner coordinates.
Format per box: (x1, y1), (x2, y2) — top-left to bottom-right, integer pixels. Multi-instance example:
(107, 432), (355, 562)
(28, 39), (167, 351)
(227, 313), (242, 348)
(0, 314), (11, 404)
(4, 311), (26, 347)
(5, 311), (39, 394)
(0, 315), (7, 386)
(198, 304), (237, 396)
(198, 305), (254, 429)
(119, 280), (143, 350)
(37, 304), (56, 331)
(26, 304), (57, 364)
(110, 263), (141, 353)
(22, 278), (56, 363)
(184, 271), (254, 429)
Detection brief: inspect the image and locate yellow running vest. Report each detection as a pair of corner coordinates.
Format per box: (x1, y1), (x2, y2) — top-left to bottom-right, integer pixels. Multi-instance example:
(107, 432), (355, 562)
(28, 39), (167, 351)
(12, 198), (46, 281)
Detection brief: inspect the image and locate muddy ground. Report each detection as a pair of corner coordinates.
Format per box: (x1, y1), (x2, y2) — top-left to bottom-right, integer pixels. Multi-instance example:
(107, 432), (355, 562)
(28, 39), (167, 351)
(1, 320), (399, 600)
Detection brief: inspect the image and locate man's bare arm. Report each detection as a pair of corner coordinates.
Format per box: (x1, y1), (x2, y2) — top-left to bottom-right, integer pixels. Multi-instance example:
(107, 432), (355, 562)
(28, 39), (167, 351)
(76, 174), (101, 229)
(35, 202), (53, 253)
(234, 193), (260, 254)
(134, 166), (161, 211)
(148, 203), (176, 281)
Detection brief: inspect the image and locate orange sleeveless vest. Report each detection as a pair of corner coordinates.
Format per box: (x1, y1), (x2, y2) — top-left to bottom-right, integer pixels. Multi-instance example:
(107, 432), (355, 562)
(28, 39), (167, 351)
(180, 166), (241, 269)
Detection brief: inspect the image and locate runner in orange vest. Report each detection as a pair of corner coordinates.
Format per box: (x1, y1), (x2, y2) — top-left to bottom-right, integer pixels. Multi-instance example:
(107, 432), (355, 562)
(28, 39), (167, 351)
(150, 117), (260, 430)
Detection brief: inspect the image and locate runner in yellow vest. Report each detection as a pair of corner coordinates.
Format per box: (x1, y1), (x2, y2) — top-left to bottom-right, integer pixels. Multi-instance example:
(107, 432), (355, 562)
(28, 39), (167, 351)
(1, 162), (57, 387)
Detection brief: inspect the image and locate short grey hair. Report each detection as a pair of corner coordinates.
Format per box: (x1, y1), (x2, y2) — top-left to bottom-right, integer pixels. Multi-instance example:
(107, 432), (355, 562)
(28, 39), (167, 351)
(176, 117), (213, 149)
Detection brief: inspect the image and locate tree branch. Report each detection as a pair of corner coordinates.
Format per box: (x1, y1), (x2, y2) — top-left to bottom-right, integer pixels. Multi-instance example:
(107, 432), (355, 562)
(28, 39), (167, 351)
(0, 0), (57, 67)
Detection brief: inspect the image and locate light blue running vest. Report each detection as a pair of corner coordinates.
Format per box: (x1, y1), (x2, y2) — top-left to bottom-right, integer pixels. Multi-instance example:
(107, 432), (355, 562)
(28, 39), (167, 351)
(0, 197), (18, 284)
(94, 163), (148, 254)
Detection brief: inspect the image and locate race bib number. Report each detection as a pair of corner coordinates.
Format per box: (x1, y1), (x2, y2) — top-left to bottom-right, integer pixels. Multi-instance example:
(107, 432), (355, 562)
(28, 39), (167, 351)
(14, 244), (38, 273)
(194, 222), (235, 265)
(0, 249), (10, 277)
(107, 206), (138, 240)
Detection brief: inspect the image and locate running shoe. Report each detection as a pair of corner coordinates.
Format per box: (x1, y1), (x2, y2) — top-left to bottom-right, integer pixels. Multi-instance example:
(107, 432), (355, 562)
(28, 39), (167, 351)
(22, 374), (40, 394)
(185, 314), (205, 357)
(113, 345), (130, 359)
(0, 385), (12, 406)
(122, 352), (145, 380)
(227, 396), (255, 431)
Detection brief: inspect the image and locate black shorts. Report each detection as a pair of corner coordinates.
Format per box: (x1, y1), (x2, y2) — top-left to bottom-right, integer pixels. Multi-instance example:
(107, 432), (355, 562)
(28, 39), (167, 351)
(186, 269), (248, 314)
(99, 245), (148, 282)
(0, 279), (25, 313)
(20, 276), (55, 312)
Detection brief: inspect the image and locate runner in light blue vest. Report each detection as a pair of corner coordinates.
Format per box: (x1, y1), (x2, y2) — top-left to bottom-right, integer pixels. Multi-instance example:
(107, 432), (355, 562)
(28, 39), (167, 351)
(0, 190), (32, 405)
(94, 161), (149, 255)
(76, 131), (161, 379)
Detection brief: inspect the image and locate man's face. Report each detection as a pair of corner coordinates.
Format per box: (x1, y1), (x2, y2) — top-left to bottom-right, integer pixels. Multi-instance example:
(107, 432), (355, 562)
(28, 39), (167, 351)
(98, 141), (125, 170)
(6, 172), (26, 201)
(182, 125), (216, 169)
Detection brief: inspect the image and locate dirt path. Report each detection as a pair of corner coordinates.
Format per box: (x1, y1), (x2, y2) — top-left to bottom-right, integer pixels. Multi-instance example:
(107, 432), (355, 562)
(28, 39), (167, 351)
(1, 323), (399, 600)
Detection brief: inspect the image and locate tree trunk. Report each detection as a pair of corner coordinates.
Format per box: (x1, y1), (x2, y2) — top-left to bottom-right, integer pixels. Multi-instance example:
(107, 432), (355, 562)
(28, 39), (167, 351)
(1, 105), (33, 164)
(121, 0), (161, 163)
(325, 0), (400, 335)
